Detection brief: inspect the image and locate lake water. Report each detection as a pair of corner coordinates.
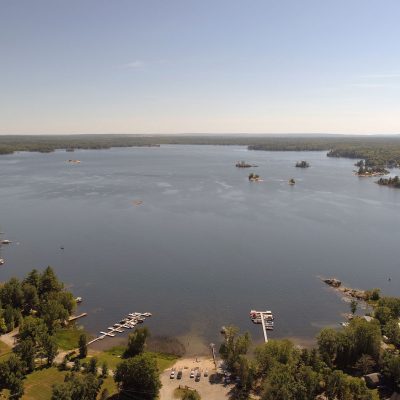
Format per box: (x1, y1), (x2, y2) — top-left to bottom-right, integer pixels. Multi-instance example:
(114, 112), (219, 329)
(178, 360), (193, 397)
(0, 145), (399, 350)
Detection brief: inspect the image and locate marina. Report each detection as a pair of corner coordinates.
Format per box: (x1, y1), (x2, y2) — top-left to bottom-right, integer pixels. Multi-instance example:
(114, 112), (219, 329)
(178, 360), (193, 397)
(87, 311), (152, 345)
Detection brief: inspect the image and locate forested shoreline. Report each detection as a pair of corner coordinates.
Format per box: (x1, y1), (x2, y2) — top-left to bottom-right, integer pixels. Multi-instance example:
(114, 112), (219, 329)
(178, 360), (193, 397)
(2, 135), (400, 169)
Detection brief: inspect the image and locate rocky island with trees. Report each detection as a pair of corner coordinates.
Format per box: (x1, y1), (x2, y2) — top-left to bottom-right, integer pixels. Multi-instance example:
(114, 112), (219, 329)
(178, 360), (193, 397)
(295, 160), (310, 168)
(376, 176), (400, 188)
(248, 173), (261, 182)
(355, 160), (389, 177)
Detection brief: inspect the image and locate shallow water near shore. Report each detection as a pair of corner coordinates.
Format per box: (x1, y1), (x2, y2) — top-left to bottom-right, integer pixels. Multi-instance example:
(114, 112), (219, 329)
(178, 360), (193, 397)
(0, 145), (399, 349)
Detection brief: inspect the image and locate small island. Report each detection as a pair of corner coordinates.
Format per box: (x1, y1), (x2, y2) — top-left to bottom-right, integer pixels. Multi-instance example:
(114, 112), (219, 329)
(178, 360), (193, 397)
(295, 160), (310, 168)
(355, 160), (388, 177)
(248, 172), (261, 182)
(288, 178), (295, 185)
(236, 161), (257, 168)
(376, 175), (400, 188)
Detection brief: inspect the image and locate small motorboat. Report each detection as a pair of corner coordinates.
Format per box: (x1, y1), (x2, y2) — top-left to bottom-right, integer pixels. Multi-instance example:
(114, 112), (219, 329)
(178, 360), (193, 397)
(1, 240), (12, 244)
(0, 259), (5, 265)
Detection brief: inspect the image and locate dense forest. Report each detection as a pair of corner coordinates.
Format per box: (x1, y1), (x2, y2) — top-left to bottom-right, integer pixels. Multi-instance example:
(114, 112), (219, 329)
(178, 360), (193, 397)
(0, 267), (76, 398)
(1, 135), (400, 169)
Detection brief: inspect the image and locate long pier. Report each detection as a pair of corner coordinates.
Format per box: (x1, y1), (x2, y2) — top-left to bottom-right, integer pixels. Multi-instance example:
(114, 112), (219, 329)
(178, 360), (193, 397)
(260, 314), (269, 343)
(250, 310), (274, 343)
(87, 312), (152, 346)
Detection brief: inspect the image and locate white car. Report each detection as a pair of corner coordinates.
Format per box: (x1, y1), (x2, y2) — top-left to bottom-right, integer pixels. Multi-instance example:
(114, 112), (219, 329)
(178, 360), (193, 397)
(170, 370), (175, 379)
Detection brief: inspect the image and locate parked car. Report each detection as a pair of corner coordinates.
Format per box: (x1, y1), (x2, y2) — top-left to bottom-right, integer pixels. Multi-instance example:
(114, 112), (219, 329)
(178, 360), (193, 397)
(177, 370), (182, 379)
(195, 371), (201, 382)
(170, 370), (175, 379)
(190, 370), (195, 378)
(204, 370), (208, 377)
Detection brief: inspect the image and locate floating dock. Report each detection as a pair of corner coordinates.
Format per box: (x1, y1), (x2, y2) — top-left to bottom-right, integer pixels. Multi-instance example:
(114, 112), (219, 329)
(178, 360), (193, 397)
(87, 312), (152, 345)
(250, 310), (274, 343)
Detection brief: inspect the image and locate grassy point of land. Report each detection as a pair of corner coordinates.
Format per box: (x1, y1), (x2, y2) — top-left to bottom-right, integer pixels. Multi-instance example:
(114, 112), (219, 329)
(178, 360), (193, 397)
(54, 326), (88, 351)
(22, 367), (68, 400)
(85, 346), (178, 372)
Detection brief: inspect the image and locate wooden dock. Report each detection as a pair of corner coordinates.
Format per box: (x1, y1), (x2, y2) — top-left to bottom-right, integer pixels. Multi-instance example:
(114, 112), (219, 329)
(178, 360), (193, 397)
(87, 312), (152, 346)
(68, 313), (87, 322)
(250, 310), (274, 343)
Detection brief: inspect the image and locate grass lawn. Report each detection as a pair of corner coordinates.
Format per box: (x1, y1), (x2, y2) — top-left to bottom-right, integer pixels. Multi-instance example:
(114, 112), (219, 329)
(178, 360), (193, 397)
(0, 339), (12, 361)
(149, 352), (178, 372)
(85, 347), (178, 372)
(98, 376), (118, 399)
(23, 367), (67, 400)
(86, 345), (126, 370)
(53, 327), (86, 351)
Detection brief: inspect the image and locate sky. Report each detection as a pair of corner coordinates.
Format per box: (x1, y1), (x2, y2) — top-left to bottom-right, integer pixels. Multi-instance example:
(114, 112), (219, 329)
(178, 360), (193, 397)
(1, 0), (400, 135)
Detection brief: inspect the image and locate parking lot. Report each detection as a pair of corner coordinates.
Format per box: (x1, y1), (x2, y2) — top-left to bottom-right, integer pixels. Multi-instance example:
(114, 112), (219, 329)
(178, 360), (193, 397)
(159, 356), (233, 399)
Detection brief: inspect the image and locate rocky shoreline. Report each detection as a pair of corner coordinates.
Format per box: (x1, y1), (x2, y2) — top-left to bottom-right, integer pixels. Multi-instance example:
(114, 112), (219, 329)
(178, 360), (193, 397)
(321, 278), (367, 301)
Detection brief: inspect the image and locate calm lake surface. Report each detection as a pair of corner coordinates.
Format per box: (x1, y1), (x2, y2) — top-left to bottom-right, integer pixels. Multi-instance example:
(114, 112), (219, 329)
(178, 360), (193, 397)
(0, 145), (399, 349)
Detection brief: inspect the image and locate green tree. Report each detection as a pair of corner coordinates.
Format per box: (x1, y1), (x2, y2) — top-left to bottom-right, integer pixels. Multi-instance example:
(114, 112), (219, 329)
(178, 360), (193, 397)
(23, 269), (41, 290)
(40, 266), (63, 296)
(21, 283), (39, 315)
(39, 299), (69, 333)
(42, 335), (58, 366)
(101, 361), (108, 378)
(261, 363), (298, 400)
(354, 354), (376, 375)
(19, 316), (48, 342)
(124, 327), (150, 358)
(0, 316), (7, 333)
(374, 306), (392, 326)
(0, 354), (26, 396)
(255, 339), (299, 378)
(79, 334), (88, 358)
(52, 372), (101, 400)
(14, 338), (35, 372)
(114, 353), (161, 400)
(317, 328), (339, 367)
(381, 351), (400, 391)
(350, 300), (358, 315)
(219, 326), (251, 374)
(87, 357), (98, 375)
(73, 358), (81, 372)
(383, 319), (400, 346)
(182, 390), (201, 400)
(0, 277), (24, 309)
(324, 369), (373, 400)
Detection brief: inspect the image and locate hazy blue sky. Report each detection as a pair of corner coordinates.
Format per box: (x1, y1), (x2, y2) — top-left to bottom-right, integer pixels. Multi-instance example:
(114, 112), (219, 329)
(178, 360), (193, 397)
(1, 1), (400, 134)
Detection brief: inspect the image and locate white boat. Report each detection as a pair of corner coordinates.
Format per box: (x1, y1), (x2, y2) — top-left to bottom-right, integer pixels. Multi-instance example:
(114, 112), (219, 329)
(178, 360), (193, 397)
(250, 310), (274, 325)
(1, 240), (11, 244)
(75, 297), (83, 303)
(0, 259), (4, 265)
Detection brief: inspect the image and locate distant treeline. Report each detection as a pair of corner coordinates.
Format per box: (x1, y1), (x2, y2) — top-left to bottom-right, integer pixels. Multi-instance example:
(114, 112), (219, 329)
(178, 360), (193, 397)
(2, 134), (400, 167)
(248, 137), (400, 167)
